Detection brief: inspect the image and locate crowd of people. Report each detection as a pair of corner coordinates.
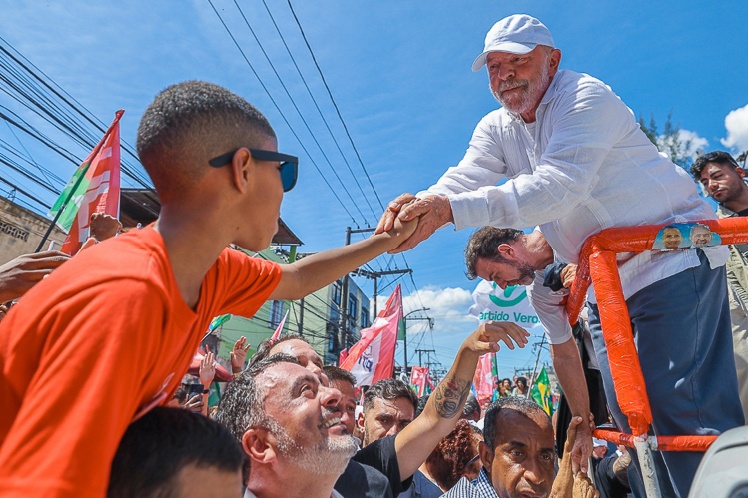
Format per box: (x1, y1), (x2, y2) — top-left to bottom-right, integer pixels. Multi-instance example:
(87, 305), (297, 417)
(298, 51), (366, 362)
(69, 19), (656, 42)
(0, 11), (746, 498)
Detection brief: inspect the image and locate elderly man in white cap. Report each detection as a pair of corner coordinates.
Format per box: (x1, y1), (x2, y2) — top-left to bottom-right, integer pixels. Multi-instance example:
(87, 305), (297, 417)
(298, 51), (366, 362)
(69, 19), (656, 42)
(376, 13), (743, 497)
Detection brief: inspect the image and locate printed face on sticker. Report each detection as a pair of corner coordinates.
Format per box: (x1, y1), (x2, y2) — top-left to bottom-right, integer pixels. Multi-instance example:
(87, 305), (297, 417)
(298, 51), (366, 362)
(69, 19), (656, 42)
(690, 225), (712, 248)
(661, 227), (683, 250)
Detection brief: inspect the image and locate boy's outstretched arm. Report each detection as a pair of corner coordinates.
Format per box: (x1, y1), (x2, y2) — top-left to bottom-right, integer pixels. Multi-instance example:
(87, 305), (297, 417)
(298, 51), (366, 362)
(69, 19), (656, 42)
(269, 217), (417, 301)
(392, 321), (530, 480)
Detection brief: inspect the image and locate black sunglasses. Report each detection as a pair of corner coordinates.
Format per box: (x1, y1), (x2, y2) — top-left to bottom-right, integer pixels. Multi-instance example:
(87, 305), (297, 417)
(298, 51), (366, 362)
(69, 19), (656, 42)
(209, 149), (299, 192)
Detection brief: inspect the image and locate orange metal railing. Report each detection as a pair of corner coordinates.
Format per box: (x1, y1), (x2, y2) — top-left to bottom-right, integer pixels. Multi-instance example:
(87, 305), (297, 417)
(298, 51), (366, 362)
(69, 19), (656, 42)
(565, 217), (748, 449)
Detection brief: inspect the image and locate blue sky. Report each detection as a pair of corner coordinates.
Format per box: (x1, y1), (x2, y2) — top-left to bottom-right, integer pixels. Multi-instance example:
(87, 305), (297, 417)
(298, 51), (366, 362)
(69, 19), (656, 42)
(1, 1), (747, 375)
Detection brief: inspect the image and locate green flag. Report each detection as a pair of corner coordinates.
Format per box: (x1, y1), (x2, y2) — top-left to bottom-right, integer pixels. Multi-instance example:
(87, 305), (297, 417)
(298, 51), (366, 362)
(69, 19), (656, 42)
(208, 382), (221, 407)
(49, 163), (91, 231)
(209, 314), (232, 331)
(530, 366), (553, 416)
(397, 318), (406, 340)
(491, 353), (500, 401)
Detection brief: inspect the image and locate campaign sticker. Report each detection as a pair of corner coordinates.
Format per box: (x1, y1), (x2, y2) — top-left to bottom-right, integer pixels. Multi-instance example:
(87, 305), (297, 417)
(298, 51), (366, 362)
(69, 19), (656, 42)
(652, 223), (722, 250)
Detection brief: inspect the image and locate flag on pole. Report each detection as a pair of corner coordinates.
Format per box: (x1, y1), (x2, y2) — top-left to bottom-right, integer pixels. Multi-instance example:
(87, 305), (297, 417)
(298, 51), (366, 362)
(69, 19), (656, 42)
(409, 365), (430, 396)
(424, 374), (435, 395)
(341, 285), (402, 386)
(530, 366), (554, 416)
(491, 353), (501, 401)
(472, 352), (497, 407)
(209, 314), (232, 331)
(51, 110), (124, 255)
(270, 310), (290, 342)
(339, 348), (349, 365)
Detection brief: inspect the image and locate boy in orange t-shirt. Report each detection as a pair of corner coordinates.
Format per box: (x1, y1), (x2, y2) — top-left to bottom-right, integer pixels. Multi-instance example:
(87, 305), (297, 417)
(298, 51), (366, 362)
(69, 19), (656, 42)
(0, 81), (417, 497)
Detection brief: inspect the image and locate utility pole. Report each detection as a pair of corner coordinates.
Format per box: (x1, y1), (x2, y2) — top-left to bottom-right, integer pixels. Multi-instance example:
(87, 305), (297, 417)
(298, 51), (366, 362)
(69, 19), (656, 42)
(527, 335), (547, 398)
(355, 268), (412, 316)
(415, 348), (436, 368)
(338, 226), (414, 356)
(339, 227), (375, 354)
(402, 308), (432, 375)
(297, 297), (304, 336)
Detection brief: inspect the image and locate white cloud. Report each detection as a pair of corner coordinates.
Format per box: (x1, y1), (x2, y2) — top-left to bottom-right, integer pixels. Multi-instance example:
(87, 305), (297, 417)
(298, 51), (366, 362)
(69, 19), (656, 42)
(677, 129), (709, 156)
(656, 128), (709, 161)
(721, 103), (748, 151)
(375, 285), (476, 335)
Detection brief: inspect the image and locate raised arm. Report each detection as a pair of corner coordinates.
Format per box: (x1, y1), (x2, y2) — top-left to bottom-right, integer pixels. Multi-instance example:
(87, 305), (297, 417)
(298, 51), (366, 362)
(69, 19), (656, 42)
(392, 321), (530, 480)
(269, 217), (417, 301)
(0, 250), (70, 302)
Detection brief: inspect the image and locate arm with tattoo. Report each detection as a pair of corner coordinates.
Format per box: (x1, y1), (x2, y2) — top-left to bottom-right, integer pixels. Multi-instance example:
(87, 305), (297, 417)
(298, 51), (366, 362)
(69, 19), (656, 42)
(392, 321), (530, 480)
(432, 378), (471, 419)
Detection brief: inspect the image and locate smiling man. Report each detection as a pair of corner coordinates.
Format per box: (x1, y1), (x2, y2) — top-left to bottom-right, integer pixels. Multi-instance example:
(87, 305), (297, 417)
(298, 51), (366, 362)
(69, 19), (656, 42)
(660, 226), (684, 250)
(377, 13), (743, 494)
(217, 354), (356, 498)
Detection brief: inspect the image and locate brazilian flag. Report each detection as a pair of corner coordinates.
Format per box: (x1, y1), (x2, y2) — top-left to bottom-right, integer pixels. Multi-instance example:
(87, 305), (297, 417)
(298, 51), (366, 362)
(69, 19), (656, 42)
(530, 366), (553, 416)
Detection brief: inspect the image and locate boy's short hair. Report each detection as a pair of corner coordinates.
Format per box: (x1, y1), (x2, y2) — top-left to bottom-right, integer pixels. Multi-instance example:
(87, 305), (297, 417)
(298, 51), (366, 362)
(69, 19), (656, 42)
(107, 406), (245, 497)
(136, 80), (275, 201)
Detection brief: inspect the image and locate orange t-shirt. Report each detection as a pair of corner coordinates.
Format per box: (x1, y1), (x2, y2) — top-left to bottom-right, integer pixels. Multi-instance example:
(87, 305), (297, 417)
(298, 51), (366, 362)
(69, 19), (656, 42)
(0, 226), (282, 497)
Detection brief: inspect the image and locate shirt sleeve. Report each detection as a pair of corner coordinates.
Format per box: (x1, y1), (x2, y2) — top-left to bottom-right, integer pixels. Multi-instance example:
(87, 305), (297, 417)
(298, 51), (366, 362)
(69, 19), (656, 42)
(420, 112), (509, 200)
(527, 271), (573, 344)
(210, 249), (283, 317)
(0, 279), (167, 497)
(432, 81), (633, 231)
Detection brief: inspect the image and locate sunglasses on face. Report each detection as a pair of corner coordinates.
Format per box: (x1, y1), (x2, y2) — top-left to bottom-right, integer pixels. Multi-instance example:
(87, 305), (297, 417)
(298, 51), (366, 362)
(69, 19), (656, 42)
(208, 149), (299, 192)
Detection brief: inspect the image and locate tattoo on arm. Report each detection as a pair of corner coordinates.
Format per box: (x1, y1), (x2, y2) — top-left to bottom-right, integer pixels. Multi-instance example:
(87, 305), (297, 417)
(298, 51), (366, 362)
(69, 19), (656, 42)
(432, 378), (470, 418)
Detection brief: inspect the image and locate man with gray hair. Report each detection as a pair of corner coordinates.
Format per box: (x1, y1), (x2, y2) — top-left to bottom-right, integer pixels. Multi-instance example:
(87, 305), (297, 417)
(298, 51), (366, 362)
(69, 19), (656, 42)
(218, 322), (530, 498)
(377, 13), (743, 494)
(217, 353), (358, 498)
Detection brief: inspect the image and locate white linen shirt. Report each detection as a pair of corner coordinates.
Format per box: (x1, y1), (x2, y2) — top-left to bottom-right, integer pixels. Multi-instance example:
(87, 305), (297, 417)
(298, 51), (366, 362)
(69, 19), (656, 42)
(422, 70), (727, 343)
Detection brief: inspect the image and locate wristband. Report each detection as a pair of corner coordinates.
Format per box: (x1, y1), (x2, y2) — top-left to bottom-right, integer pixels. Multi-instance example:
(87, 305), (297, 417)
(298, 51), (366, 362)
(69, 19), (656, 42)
(202, 388), (210, 394)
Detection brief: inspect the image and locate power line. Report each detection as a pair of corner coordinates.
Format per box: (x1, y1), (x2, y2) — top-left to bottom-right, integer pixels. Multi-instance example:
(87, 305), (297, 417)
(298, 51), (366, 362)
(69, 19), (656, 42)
(231, 0), (368, 223)
(206, 0), (357, 225)
(259, 0), (378, 221)
(0, 37), (157, 204)
(286, 0), (385, 212)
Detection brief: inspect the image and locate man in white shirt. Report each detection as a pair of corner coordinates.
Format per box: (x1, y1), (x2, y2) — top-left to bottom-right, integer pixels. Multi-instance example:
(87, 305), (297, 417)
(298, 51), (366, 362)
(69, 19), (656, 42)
(377, 14), (743, 496)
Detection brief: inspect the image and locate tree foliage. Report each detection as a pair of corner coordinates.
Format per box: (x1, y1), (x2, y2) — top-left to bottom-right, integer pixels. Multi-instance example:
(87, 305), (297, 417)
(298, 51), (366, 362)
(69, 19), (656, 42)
(638, 112), (694, 170)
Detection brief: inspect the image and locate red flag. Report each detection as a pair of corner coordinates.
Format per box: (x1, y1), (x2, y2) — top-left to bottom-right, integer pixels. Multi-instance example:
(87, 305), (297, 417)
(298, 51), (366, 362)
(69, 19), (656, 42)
(409, 365), (429, 396)
(61, 110), (123, 255)
(339, 348), (349, 365)
(472, 352), (496, 406)
(340, 285), (402, 386)
(270, 310), (290, 342)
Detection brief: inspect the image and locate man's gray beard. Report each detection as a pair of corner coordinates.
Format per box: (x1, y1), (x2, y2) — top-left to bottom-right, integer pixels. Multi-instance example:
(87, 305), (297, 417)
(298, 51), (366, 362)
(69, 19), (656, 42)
(490, 63), (550, 117)
(270, 420), (358, 476)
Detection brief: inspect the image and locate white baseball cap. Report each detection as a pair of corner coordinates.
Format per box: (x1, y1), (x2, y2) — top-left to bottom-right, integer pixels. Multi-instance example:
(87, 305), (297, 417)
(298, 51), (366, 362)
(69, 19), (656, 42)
(471, 14), (556, 72)
(592, 437), (608, 448)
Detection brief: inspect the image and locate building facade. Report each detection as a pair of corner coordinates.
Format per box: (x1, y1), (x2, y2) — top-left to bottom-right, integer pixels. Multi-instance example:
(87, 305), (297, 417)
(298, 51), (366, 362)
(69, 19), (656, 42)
(0, 196), (67, 263)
